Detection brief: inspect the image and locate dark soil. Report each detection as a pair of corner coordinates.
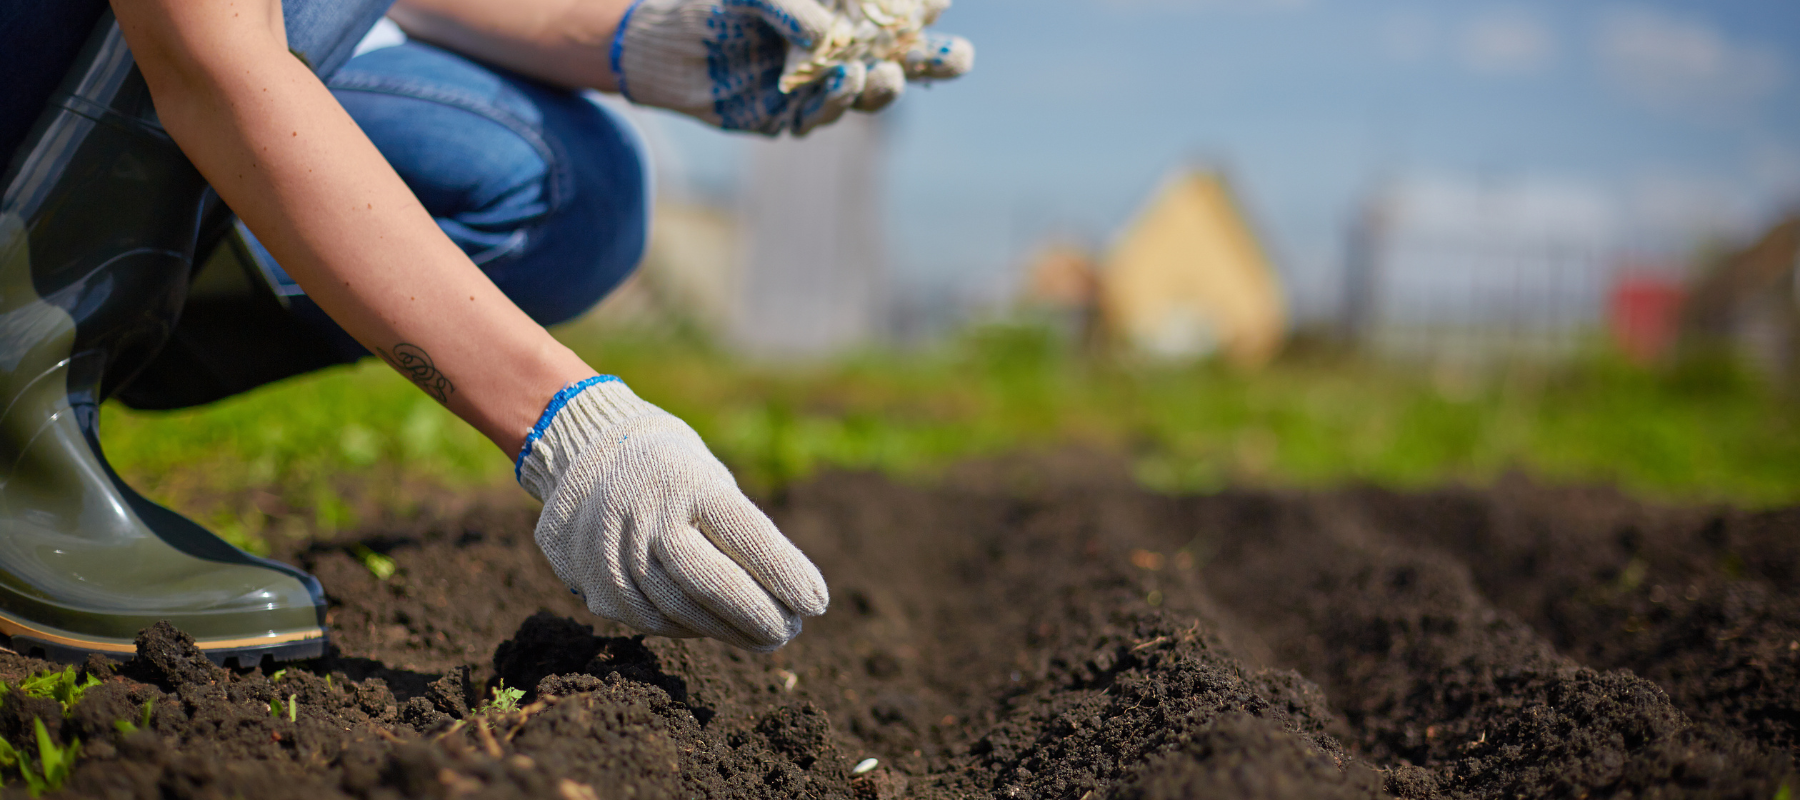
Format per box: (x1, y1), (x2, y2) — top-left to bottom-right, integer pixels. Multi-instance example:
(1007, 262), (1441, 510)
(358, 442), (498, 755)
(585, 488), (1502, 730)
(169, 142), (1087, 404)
(1, 454), (1794, 799)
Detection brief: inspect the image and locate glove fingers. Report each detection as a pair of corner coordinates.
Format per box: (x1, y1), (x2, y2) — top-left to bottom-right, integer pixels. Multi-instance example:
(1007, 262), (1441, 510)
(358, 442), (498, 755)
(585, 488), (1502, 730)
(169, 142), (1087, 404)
(855, 60), (905, 112)
(792, 62), (863, 135)
(644, 542), (799, 651)
(695, 492), (830, 617)
(641, 556), (782, 649)
(902, 32), (974, 80)
(588, 572), (704, 639)
(654, 525), (802, 648)
(537, 498), (699, 638)
(742, 0), (836, 48)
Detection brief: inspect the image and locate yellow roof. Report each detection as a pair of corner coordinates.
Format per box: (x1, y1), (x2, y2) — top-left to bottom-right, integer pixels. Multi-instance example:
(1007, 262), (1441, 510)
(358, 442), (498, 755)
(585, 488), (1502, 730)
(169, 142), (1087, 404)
(1100, 170), (1286, 365)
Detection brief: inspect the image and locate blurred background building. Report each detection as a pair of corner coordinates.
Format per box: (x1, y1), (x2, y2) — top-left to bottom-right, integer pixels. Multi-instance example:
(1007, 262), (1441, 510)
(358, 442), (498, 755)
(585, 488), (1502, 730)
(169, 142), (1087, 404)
(1020, 170), (1285, 365)
(1683, 217), (1800, 379)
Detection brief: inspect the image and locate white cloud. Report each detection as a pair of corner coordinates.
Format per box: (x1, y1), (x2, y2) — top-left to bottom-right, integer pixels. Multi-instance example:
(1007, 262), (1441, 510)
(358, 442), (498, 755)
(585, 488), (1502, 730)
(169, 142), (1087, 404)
(1596, 7), (1786, 118)
(1460, 10), (1556, 76)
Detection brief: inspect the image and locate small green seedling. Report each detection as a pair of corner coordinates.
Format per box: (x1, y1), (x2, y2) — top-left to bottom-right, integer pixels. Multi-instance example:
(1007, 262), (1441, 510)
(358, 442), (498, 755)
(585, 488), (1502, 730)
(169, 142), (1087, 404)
(0, 730), (17, 769)
(351, 545), (397, 580)
(480, 681), (525, 714)
(268, 694), (298, 723)
(114, 698), (155, 735)
(16, 667), (102, 716)
(270, 668), (287, 682)
(11, 718), (80, 797)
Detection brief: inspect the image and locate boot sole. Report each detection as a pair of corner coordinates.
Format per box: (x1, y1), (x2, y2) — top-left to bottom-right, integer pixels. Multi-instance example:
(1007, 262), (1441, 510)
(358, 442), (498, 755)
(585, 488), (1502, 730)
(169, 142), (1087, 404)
(0, 609), (327, 668)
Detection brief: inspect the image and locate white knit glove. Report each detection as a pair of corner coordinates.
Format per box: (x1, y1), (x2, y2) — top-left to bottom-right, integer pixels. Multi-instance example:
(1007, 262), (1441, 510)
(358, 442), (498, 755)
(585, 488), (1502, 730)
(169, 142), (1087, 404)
(610, 0), (974, 136)
(517, 377), (828, 651)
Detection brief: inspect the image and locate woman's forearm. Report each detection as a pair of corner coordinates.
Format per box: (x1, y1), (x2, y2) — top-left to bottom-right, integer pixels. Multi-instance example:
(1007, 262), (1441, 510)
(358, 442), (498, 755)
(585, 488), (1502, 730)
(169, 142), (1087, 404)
(389, 0), (633, 92)
(113, 0), (594, 458)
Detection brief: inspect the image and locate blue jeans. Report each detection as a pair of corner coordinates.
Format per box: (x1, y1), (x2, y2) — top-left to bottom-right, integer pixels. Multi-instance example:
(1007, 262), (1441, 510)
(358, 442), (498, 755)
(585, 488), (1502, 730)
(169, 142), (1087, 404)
(256, 39), (652, 362)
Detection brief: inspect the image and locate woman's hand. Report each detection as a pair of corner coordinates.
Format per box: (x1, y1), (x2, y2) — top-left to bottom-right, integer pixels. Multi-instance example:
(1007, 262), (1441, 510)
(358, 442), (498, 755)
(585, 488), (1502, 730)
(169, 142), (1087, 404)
(612, 0), (971, 135)
(519, 378), (829, 651)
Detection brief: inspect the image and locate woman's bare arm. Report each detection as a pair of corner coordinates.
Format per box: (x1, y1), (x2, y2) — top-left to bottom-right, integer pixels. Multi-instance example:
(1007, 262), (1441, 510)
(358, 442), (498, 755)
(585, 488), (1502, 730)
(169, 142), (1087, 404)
(388, 0), (633, 91)
(111, 0), (596, 457)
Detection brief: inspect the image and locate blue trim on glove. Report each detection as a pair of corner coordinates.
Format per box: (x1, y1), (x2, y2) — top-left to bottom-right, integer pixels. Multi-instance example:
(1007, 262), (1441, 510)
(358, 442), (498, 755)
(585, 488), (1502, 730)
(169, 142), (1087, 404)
(610, 0), (650, 101)
(516, 375), (623, 483)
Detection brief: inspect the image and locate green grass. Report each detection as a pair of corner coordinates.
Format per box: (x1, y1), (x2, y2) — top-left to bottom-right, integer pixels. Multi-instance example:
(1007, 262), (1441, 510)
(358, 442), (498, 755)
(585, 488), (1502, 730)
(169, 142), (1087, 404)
(99, 323), (1800, 553)
(100, 360), (504, 552)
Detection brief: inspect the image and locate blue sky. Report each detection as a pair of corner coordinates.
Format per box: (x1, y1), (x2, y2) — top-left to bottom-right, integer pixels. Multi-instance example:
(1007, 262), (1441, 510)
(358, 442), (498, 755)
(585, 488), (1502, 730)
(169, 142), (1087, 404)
(640, 0), (1800, 320)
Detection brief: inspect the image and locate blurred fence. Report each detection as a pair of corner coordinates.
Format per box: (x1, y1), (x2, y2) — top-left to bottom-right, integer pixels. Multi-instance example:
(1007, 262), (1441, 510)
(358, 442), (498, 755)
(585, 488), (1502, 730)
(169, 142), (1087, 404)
(1350, 236), (1618, 364)
(1338, 179), (1669, 366)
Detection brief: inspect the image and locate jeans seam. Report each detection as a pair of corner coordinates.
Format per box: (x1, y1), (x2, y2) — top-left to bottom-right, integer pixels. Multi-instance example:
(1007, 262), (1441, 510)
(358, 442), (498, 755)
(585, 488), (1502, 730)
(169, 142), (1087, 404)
(465, 228), (530, 266)
(327, 73), (572, 215)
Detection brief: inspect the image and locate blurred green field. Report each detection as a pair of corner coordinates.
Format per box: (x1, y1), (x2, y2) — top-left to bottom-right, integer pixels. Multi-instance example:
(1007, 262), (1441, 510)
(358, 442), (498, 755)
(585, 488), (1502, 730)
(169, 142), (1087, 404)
(100, 323), (1800, 553)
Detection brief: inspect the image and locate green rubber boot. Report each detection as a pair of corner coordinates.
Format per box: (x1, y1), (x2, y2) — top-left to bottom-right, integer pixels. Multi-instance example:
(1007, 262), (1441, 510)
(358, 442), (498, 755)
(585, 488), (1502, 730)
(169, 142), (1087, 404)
(0, 14), (327, 666)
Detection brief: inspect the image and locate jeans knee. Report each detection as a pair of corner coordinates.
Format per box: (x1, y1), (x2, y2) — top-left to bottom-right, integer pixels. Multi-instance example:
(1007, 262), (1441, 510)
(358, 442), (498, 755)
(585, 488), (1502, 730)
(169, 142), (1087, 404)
(495, 94), (652, 327)
(332, 45), (554, 263)
(330, 43), (651, 327)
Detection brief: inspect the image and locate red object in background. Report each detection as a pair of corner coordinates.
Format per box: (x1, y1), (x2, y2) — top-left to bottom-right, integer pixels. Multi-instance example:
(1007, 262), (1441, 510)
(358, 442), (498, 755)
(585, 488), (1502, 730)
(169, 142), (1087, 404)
(1609, 273), (1686, 363)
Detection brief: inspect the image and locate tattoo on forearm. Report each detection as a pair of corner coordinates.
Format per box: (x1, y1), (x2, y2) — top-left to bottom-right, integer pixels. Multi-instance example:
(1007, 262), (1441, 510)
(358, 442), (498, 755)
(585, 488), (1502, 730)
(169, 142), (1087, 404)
(378, 343), (454, 403)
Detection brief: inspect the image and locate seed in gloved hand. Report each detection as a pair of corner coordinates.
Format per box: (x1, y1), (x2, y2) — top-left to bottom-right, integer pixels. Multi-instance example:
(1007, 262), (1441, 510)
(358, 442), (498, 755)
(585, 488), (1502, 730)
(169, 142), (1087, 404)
(780, 0), (963, 93)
